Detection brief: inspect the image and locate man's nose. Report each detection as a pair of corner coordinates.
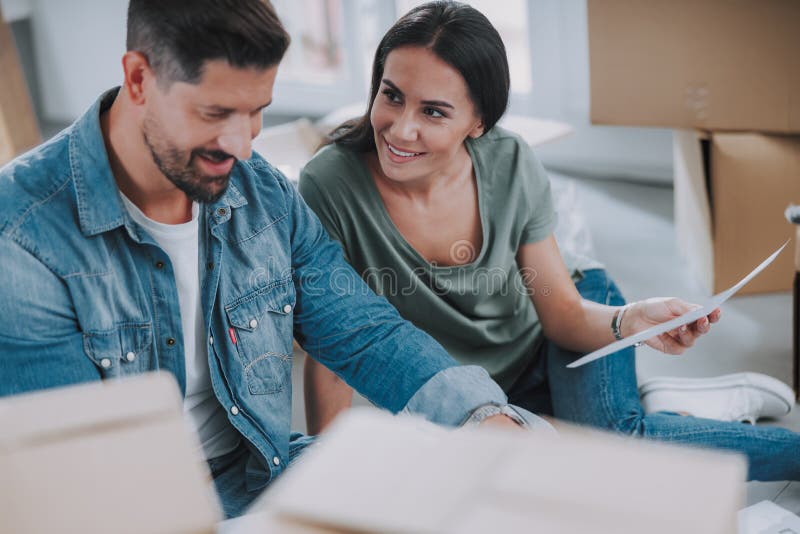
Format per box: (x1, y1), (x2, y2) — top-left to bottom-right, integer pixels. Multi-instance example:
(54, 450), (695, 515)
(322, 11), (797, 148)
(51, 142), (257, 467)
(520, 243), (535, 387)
(217, 114), (257, 161)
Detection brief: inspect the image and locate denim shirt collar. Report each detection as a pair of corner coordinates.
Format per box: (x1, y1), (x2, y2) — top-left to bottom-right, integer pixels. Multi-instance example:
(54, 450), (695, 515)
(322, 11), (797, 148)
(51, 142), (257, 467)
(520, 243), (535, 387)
(70, 88), (126, 237)
(70, 87), (248, 238)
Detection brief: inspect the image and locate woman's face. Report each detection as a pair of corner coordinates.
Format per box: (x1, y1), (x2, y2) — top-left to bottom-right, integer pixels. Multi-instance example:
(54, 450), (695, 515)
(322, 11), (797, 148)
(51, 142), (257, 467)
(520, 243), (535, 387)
(370, 46), (484, 185)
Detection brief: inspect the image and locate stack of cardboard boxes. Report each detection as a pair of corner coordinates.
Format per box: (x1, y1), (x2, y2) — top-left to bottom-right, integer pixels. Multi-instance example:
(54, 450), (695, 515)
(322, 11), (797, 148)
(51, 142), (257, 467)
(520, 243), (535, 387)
(587, 0), (800, 394)
(588, 0), (800, 295)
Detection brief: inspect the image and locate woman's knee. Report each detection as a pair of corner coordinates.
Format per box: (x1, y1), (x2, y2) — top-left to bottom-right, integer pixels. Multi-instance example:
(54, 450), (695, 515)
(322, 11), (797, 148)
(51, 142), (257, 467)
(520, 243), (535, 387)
(574, 269), (626, 307)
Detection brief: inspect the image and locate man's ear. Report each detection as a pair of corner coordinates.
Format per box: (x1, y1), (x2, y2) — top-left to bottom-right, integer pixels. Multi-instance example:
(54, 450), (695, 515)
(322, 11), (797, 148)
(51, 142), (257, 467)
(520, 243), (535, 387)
(469, 120), (485, 139)
(121, 51), (153, 105)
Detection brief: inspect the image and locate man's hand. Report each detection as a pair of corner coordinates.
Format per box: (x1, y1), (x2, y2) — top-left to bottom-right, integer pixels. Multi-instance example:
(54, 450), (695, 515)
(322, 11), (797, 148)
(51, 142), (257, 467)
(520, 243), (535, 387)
(479, 414), (525, 431)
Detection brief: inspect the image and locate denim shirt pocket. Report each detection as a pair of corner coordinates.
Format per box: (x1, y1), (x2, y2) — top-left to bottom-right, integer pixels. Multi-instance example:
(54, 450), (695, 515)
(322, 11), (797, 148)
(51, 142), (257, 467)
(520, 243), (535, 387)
(83, 323), (154, 378)
(225, 279), (296, 395)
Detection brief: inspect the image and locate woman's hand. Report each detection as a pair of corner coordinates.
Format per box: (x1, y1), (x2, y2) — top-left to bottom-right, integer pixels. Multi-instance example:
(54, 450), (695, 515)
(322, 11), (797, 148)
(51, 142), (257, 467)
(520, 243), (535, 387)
(622, 298), (721, 354)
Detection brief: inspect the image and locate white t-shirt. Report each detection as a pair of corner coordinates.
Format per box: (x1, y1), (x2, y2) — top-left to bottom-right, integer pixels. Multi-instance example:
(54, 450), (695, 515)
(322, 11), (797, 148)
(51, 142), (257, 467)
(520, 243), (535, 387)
(120, 193), (240, 459)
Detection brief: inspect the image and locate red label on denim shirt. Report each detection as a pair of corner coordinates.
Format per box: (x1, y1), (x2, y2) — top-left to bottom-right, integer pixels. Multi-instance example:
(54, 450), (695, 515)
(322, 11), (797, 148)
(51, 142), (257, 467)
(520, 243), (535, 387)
(228, 327), (237, 345)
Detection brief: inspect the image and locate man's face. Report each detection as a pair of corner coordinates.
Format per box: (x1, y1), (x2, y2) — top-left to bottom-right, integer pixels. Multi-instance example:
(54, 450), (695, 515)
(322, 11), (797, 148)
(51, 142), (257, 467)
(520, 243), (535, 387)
(142, 60), (278, 203)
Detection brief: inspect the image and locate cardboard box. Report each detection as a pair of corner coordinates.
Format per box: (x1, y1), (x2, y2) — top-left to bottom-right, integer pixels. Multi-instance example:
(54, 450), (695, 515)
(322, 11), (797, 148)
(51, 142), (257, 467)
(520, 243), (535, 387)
(0, 6), (40, 166)
(588, 0), (800, 133)
(673, 130), (800, 295)
(0, 373), (221, 534)
(247, 409), (744, 534)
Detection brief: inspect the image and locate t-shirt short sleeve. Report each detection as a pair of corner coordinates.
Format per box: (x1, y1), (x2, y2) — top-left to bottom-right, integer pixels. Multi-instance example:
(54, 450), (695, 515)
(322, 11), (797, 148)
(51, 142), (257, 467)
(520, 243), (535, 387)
(298, 160), (350, 261)
(516, 143), (557, 246)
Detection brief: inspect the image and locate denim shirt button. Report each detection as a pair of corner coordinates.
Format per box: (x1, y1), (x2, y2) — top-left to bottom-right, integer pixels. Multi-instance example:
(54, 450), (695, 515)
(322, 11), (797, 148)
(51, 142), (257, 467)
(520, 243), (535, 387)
(100, 358), (112, 369)
(272, 456), (280, 466)
(249, 319), (258, 328)
(230, 406), (240, 416)
(282, 304), (292, 313)
(209, 335), (214, 346)
(125, 351), (136, 362)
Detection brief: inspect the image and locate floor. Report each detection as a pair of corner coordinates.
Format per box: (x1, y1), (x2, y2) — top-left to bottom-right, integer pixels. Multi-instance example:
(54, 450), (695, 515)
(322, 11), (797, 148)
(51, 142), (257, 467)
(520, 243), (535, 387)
(287, 171), (799, 512)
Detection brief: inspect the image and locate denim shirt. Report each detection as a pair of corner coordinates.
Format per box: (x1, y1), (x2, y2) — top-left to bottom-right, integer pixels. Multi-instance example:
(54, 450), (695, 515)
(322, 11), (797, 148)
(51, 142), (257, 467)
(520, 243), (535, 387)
(0, 89), (507, 487)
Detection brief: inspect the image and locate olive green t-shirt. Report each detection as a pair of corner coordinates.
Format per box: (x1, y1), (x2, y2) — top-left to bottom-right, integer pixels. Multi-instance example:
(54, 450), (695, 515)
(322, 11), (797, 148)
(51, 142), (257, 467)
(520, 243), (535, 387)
(299, 127), (588, 390)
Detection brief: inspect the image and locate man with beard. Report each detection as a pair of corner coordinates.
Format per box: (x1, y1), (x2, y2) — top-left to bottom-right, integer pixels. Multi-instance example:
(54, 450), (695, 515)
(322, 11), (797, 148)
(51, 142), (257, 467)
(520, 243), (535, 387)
(0, 0), (529, 519)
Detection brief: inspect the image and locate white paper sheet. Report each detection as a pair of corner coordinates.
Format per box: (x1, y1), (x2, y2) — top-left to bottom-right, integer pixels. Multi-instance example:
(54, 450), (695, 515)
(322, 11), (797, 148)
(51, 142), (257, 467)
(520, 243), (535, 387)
(567, 241), (789, 369)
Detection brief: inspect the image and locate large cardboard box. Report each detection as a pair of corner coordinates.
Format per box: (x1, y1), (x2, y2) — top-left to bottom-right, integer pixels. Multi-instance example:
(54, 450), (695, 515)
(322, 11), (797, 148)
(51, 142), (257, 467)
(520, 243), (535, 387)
(0, 373), (221, 534)
(588, 0), (800, 133)
(0, 6), (40, 166)
(243, 409), (745, 533)
(673, 130), (800, 295)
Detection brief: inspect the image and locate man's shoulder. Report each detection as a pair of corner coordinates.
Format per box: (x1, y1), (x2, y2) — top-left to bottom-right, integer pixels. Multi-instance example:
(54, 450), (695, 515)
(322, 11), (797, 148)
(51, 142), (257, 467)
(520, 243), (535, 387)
(0, 130), (75, 236)
(231, 151), (298, 215)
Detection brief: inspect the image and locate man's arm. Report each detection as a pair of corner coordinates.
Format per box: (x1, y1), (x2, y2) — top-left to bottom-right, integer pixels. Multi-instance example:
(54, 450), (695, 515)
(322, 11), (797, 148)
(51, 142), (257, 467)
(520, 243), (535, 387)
(283, 180), (508, 427)
(0, 236), (99, 397)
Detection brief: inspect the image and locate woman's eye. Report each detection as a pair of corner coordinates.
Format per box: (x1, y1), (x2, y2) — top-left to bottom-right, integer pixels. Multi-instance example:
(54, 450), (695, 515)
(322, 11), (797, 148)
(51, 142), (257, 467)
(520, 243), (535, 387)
(381, 89), (401, 103)
(424, 107), (445, 119)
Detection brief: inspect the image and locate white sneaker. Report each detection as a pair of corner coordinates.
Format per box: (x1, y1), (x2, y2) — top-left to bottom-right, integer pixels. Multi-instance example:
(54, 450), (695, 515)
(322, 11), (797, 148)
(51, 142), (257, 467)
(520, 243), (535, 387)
(639, 372), (796, 424)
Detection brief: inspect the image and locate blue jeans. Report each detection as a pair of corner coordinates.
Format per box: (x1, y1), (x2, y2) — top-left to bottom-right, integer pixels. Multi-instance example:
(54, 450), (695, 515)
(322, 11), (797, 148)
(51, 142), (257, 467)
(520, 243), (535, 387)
(508, 269), (800, 481)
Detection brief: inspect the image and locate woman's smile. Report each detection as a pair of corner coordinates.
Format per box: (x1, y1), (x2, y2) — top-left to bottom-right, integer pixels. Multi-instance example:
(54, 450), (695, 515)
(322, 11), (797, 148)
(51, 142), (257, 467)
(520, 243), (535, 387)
(383, 137), (426, 163)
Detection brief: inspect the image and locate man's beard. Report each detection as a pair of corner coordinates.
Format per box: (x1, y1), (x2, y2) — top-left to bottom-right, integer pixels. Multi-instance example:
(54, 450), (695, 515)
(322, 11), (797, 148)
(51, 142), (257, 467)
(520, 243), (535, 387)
(142, 113), (234, 203)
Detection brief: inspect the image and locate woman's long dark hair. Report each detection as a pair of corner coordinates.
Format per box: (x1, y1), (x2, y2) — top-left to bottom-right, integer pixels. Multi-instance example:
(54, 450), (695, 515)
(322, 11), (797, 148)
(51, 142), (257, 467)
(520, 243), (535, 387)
(327, 1), (510, 152)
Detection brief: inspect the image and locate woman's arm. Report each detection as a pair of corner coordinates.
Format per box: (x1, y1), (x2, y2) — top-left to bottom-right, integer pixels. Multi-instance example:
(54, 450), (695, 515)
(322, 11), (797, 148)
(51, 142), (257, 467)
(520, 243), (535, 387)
(303, 357), (355, 435)
(517, 235), (719, 354)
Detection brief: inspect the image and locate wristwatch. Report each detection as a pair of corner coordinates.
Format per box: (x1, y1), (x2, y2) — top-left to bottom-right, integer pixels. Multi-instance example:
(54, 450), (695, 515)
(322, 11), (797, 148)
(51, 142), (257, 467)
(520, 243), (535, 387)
(464, 404), (528, 427)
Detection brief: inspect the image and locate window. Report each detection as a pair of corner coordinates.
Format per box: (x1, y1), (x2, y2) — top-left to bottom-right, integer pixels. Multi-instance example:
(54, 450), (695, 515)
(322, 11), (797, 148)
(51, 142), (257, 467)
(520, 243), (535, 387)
(269, 0), (536, 116)
(271, 0), (345, 86)
(395, 0), (532, 94)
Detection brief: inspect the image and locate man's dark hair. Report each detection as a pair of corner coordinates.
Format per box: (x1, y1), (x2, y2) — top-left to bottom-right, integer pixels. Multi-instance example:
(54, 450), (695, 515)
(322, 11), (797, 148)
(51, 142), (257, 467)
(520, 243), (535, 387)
(126, 0), (290, 87)
(329, 1), (509, 152)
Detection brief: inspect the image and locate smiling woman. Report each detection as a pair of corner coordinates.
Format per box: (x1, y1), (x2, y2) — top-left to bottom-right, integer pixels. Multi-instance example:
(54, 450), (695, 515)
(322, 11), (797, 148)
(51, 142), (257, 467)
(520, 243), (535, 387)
(298, 0), (800, 484)
(363, 46), (485, 266)
(370, 47), (483, 185)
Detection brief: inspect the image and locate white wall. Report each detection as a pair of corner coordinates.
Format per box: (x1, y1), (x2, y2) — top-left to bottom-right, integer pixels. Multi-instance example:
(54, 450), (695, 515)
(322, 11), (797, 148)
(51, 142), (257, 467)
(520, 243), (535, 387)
(1, 0), (32, 21)
(28, 0), (127, 123)
(17, 0), (367, 121)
